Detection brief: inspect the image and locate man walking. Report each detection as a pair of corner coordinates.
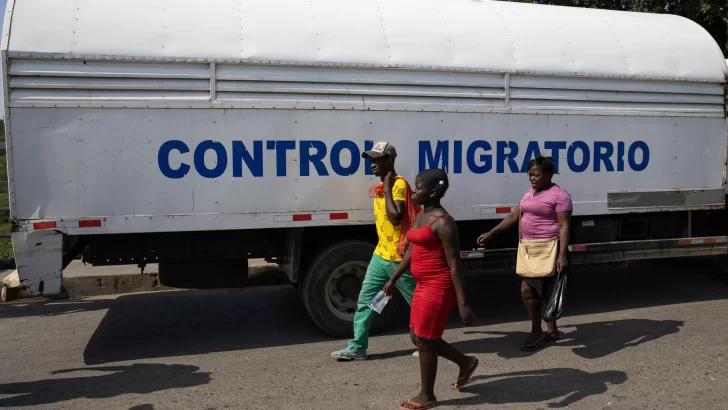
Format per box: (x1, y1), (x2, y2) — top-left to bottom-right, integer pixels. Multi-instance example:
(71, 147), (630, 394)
(331, 142), (420, 360)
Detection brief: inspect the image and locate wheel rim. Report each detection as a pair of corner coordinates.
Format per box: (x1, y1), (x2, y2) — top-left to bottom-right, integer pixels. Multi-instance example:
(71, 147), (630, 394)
(324, 261), (368, 321)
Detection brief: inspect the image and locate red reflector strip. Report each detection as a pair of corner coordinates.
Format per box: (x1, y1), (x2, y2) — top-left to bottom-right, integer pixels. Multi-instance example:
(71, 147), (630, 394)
(496, 207), (511, 214)
(78, 220), (102, 228)
(276, 212), (352, 222)
(569, 245), (587, 252)
(679, 238), (716, 246)
(460, 251), (485, 259)
(33, 221), (57, 230)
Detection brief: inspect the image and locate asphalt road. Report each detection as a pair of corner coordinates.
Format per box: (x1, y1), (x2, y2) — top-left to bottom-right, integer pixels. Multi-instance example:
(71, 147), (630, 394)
(1, 258), (727, 410)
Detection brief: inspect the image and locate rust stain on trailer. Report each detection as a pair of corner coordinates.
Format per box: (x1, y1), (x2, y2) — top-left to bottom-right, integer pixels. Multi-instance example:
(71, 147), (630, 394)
(10, 219), (21, 233)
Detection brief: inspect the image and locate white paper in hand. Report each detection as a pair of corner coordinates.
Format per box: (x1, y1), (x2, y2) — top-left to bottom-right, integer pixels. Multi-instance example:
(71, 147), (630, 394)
(367, 291), (392, 314)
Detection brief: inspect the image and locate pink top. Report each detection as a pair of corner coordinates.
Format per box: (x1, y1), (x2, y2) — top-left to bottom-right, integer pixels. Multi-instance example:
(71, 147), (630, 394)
(519, 184), (573, 240)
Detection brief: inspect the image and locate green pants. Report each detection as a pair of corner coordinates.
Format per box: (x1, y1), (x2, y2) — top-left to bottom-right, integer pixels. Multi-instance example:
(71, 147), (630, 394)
(348, 254), (416, 351)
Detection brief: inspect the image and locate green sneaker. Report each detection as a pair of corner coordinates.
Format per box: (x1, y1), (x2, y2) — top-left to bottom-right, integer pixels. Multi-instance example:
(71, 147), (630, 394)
(412, 350), (420, 359)
(331, 347), (367, 361)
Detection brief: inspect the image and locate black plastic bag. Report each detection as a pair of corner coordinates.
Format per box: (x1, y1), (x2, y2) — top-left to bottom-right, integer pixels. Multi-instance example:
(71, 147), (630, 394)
(543, 268), (567, 322)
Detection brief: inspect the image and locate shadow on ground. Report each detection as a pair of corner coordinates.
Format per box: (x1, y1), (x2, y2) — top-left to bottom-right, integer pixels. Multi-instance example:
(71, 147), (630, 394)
(1, 258), (724, 365)
(440, 368), (627, 408)
(372, 318), (683, 361)
(0, 364), (210, 407)
(82, 286), (329, 365)
(465, 318), (683, 359)
(0, 299), (115, 319)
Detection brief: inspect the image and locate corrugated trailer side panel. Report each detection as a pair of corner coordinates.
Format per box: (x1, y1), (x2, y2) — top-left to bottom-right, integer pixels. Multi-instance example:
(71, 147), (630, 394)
(4, 59), (726, 235)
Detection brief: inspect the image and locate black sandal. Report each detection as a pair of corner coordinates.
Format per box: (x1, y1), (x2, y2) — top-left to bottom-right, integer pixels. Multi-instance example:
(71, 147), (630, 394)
(520, 334), (547, 352)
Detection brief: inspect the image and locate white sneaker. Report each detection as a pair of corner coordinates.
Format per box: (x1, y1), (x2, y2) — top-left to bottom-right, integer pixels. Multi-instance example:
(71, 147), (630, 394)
(331, 347), (367, 361)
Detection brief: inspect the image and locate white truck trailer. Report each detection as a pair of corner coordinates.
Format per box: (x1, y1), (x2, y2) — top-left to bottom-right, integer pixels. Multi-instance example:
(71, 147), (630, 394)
(2, 0), (727, 335)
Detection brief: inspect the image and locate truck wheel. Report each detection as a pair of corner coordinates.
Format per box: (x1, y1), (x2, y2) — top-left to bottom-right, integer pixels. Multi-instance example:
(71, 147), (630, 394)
(159, 260), (249, 289)
(1, 285), (7, 303)
(300, 241), (401, 337)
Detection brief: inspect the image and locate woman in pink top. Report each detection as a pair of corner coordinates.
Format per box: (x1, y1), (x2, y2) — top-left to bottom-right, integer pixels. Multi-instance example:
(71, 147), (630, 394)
(477, 156), (572, 351)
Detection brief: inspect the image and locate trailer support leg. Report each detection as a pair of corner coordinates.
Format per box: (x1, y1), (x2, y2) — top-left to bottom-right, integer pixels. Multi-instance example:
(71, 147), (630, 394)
(12, 230), (64, 297)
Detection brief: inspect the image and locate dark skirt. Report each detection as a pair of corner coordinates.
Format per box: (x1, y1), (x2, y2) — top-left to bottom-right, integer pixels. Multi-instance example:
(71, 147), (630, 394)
(518, 250), (572, 299)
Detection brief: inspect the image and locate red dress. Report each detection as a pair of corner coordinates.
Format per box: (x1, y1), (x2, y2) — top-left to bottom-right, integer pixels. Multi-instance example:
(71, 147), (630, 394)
(408, 214), (458, 340)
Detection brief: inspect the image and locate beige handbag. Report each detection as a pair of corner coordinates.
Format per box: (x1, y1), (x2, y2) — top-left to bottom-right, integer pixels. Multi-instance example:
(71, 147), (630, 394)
(516, 210), (558, 278)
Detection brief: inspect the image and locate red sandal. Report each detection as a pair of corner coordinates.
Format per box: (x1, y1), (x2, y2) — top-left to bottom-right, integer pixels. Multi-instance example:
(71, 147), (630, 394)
(399, 399), (439, 409)
(454, 358), (479, 390)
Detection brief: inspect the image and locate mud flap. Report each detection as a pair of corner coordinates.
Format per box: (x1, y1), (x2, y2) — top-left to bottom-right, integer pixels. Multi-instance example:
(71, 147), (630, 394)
(12, 230), (64, 296)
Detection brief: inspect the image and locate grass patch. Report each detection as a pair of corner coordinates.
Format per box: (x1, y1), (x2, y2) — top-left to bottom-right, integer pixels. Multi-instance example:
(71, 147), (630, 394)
(0, 153), (6, 182)
(0, 239), (12, 259)
(0, 149), (12, 258)
(0, 154), (7, 209)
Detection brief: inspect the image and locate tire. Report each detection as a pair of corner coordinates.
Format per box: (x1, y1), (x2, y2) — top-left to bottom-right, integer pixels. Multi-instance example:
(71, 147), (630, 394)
(159, 259), (249, 289)
(299, 241), (401, 337)
(1, 285), (7, 303)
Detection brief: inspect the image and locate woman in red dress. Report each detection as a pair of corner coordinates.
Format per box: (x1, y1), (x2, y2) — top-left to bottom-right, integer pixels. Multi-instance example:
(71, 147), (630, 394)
(384, 168), (479, 410)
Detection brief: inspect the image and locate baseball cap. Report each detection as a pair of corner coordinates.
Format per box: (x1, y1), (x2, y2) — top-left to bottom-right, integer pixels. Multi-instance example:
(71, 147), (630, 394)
(362, 141), (398, 160)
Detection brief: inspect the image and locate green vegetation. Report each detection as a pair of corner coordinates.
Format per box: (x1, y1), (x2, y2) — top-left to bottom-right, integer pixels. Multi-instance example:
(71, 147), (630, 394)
(0, 119), (12, 259)
(0, 155), (11, 259)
